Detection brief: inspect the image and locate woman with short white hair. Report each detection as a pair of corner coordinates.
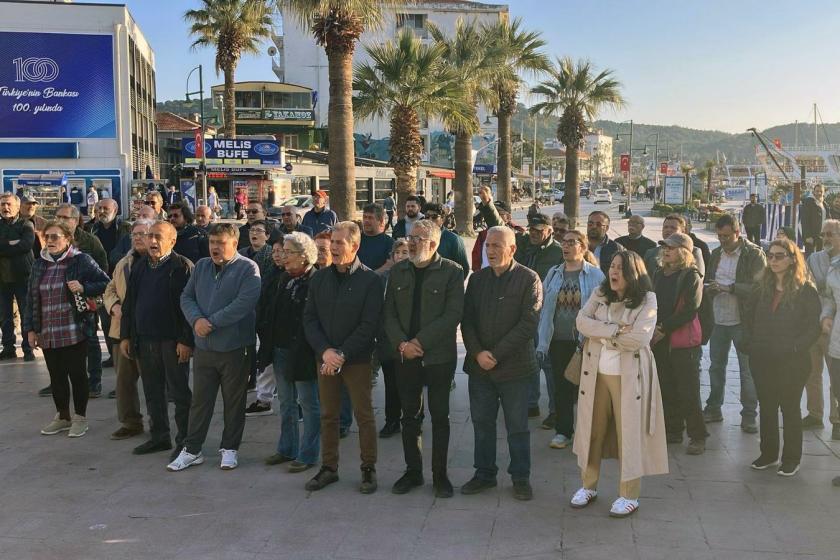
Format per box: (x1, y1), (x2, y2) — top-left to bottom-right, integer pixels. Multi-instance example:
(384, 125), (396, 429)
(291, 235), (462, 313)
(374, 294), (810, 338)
(257, 231), (321, 473)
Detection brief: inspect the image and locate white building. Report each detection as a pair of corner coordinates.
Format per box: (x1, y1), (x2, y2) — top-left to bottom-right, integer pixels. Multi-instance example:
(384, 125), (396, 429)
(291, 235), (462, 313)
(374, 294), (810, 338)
(584, 130), (613, 181)
(0, 0), (156, 215)
(277, 0), (508, 169)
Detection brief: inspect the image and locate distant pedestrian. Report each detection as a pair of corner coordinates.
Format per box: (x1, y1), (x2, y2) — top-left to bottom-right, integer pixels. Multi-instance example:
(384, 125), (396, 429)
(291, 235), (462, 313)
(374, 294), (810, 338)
(382, 193), (395, 232)
(302, 190), (337, 235)
(392, 195), (424, 239)
(0, 192), (36, 361)
(616, 215), (657, 258)
(742, 194), (766, 245)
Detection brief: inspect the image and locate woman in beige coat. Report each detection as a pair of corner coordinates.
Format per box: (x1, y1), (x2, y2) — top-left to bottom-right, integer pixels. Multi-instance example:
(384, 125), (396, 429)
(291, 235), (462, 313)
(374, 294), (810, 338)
(571, 250), (668, 518)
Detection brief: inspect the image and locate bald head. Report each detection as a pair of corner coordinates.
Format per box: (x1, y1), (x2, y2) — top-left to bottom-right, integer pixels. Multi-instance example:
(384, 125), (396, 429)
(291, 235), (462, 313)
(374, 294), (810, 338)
(485, 226), (516, 274)
(627, 215), (645, 237)
(195, 205), (213, 227)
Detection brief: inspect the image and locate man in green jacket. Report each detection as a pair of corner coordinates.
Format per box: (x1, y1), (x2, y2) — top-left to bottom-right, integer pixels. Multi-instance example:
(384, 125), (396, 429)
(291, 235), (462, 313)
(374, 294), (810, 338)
(383, 219), (464, 498)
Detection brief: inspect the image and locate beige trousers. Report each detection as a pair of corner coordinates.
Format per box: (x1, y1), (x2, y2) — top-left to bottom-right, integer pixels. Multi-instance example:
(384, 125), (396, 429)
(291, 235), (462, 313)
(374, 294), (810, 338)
(806, 334), (839, 424)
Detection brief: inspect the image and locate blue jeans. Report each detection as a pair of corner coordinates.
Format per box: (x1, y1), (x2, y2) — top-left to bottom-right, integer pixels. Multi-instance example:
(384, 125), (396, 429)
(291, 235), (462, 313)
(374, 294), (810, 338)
(528, 353), (555, 414)
(0, 282), (30, 351)
(706, 323), (757, 420)
(274, 349), (320, 465)
(468, 374), (531, 482)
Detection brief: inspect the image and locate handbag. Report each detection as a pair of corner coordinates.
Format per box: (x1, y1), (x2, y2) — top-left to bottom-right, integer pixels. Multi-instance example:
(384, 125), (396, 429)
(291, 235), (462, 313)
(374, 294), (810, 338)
(563, 345), (584, 385)
(670, 294), (702, 349)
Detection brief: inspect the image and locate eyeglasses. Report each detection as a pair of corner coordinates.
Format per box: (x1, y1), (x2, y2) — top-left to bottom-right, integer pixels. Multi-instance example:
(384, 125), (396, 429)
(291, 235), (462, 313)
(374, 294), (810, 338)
(250, 228), (267, 234)
(407, 235), (430, 244)
(144, 233), (167, 241)
(44, 233), (65, 241)
(144, 200), (158, 206)
(280, 212), (293, 217)
(560, 239), (582, 246)
(767, 252), (791, 261)
(131, 231), (148, 238)
(246, 209), (261, 215)
(55, 214), (75, 221)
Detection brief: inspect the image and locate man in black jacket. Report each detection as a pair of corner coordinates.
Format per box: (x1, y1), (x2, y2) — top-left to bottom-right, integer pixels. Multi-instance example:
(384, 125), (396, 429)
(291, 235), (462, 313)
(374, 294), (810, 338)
(303, 221), (383, 494)
(0, 193), (35, 361)
(383, 219), (464, 498)
(461, 226), (542, 501)
(801, 184), (831, 255)
(741, 194), (765, 245)
(587, 210), (623, 275)
(616, 215), (657, 258)
(168, 201), (209, 264)
(120, 221), (194, 459)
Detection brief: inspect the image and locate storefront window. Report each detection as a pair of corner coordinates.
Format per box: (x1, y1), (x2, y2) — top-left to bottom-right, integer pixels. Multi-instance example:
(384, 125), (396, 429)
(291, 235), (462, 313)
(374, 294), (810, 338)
(263, 91), (310, 109)
(291, 176), (311, 195)
(355, 179), (371, 212)
(374, 179), (393, 203)
(234, 91), (262, 108)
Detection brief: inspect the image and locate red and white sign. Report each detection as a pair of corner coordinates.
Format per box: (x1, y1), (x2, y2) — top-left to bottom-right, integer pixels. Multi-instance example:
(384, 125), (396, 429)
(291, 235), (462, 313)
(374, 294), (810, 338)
(660, 162), (668, 175)
(194, 129), (204, 159)
(620, 153), (630, 172)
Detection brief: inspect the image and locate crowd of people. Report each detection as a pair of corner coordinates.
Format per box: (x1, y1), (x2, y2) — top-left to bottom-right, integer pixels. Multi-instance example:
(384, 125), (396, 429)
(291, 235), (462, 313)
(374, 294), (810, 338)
(3, 182), (839, 520)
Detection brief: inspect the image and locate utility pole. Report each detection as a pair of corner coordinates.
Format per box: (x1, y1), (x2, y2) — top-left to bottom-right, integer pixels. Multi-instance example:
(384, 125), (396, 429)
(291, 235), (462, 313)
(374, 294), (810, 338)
(186, 65), (207, 205)
(626, 120), (633, 217)
(532, 116), (537, 198)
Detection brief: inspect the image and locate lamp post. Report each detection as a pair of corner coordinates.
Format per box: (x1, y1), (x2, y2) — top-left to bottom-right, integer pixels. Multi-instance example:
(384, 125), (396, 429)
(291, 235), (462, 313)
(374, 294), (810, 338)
(643, 132), (659, 201)
(186, 65), (207, 206)
(615, 119), (633, 217)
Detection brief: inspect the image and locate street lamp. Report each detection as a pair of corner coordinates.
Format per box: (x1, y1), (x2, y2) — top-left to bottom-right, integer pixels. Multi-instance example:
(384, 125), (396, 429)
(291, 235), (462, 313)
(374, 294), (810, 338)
(186, 65), (207, 206)
(615, 119), (633, 217)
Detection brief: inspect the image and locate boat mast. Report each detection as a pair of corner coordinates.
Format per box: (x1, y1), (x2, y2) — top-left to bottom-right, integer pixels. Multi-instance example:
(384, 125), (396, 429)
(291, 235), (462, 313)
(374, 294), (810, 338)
(815, 103), (818, 147)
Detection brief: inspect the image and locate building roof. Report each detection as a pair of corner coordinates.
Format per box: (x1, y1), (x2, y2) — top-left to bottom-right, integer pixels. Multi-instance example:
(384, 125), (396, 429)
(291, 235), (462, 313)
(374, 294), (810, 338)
(404, 1), (508, 11)
(156, 111), (215, 133)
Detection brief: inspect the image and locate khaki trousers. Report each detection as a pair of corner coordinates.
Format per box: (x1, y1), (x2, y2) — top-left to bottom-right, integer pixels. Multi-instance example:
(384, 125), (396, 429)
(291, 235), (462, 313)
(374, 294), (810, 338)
(318, 361), (377, 470)
(806, 334), (839, 424)
(112, 339), (143, 430)
(582, 373), (641, 500)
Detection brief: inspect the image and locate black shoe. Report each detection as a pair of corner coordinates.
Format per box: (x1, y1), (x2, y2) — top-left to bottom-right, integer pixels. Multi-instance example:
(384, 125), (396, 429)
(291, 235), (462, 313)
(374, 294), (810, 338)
(512, 479), (534, 501)
(305, 466), (339, 491)
(339, 427), (349, 439)
(379, 421), (401, 438)
(107, 390), (116, 399)
(703, 409), (723, 423)
(102, 357), (114, 368)
(0, 348), (17, 360)
(741, 420), (758, 434)
(360, 466), (377, 494)
(433, 473), (454, 498)
(89, 388), (102, 399)
(460, 476), (497, 495)
(38, 385), (52, 397)
(23, 350), (35, 362)
(527, 406), (541, 418)
(132, 439), (173, 455)
(833, 475), (840, 487)
(540, 413), (556, 430)
(832, 424), (840, 441)
(802, 415), (823, 429)
(750, 455), (779, 470)
(391, 471), (424, 494)
(777, 462), (800, 477)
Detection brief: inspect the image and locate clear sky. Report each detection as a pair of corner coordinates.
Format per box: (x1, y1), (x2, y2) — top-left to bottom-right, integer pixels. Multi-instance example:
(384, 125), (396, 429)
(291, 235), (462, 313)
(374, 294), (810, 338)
(118, 0), (840, 134)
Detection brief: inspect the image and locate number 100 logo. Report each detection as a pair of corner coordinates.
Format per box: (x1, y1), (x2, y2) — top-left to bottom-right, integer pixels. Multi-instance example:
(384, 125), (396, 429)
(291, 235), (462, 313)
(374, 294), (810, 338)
(13, 57), (59, 83)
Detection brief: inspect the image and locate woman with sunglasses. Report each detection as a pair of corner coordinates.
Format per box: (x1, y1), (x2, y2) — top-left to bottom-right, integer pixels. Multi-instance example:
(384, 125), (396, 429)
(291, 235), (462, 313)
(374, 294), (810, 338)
(537, 230), (603, 450)
(571, 251), (667, 518)
(744, 239), (820, 476)
(24, 221), (109, 438)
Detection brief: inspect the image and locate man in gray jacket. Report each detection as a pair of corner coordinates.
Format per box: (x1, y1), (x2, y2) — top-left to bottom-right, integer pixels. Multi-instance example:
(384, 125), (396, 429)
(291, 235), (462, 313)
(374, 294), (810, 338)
(171, 223), (261, 472)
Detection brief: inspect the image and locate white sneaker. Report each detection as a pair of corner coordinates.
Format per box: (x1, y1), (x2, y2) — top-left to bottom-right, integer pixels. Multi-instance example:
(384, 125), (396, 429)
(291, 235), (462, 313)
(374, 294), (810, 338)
(220, 449), (238, 470)
(549, 434), (571, 449)
(166, 448), (204, 472)
(609, 497), (639, 518)
(570, 487), (597, 508)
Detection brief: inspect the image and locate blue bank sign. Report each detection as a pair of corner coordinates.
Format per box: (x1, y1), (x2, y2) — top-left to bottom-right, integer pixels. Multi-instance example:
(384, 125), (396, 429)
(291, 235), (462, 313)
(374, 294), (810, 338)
(182, 138), (281, 166)
(0, 32), (116, 139)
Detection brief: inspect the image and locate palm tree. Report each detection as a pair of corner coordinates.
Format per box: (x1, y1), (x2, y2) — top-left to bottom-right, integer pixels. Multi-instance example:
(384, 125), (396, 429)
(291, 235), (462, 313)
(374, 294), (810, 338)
(278, 0), (397, 220)
(428, 19), (495, 235)
(482, 18), (549, 207)
(354, 30), (472, 212)
(184, 0), (273, 138)
(530, 57), (625, 226)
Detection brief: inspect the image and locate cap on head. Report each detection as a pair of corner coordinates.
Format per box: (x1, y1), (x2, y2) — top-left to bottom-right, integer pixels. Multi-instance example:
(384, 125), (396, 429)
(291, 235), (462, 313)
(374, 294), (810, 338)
(21, 195), (38, 204)
(313, 190), (327, 200)
(661, 232), (694, 252)
(528, 213), (551, 228)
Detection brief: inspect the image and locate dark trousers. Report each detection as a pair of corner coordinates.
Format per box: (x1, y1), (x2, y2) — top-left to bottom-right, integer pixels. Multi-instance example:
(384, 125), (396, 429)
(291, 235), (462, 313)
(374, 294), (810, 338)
(468, 373), (531, 482)
(319, 361), (377, 470)
(653, 343), (706, 441)
(549, 340), (579, 438)
(98, 307), (112, 360)
(745, 226), (762, 245)
(43, 341), (88, 419)
(184, 347), (250, 454)
(386, 211), (394, 231)
(87, 315), (102, 391)
(805, 236), (823, 257)
(750, 352), (808, 465)
(0, 281), (30, 351)
(396, 359), (454, 474)
(135, 338), (191, 447)
(381, 359), (401, 424)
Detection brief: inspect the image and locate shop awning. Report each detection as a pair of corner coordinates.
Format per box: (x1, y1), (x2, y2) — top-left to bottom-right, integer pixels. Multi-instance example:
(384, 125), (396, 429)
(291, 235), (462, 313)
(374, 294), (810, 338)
(428, 170), (455, 179)
(17, 173), (67, 187)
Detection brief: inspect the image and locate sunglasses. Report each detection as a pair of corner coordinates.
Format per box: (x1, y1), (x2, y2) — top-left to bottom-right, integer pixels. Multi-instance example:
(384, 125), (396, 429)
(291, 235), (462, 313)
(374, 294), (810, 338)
(767, 252), (791, 261)
(44, 233), (65, 241)
(425, 213), (440, 219)
(246, 209), (261, 214)
(280, 212), (293, 217)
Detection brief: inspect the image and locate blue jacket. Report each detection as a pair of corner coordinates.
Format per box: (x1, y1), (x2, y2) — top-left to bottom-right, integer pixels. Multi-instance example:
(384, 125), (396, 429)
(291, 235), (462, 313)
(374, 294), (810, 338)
(180, 252), (261, 352)
(302, 208), (337, 235)
(437, 229), (470, 278)
(536, 261), (605, 354)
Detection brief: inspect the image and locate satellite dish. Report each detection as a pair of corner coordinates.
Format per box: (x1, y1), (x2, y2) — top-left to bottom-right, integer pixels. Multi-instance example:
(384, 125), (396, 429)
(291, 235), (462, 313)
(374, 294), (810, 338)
(267, 46), (278, 57)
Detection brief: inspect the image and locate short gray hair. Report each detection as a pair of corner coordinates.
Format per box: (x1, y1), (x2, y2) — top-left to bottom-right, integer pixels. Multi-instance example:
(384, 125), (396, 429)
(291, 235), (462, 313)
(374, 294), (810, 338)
(487, 225), (516, 246)
(57, 203), (80, 219)
(132, 219), (153, 231)
(284, 231), (318, 266)
(411, 219), (441, 247)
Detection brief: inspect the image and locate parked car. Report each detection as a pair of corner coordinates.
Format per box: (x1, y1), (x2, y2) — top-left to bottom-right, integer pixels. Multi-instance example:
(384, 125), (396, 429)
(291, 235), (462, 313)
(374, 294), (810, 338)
(268, 195), (313, 220)
(580, 185), (591, 198)
(593, 188), (613, 204)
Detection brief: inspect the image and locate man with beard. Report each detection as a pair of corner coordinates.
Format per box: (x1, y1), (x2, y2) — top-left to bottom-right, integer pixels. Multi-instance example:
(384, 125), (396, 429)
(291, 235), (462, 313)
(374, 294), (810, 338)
(277, 205), (313, 237)
(0, 193), (35, 361)
(616, 215), (657, 258)
(168, 201), (209, 265)
(392, 195), (424, 239)
(302, 191), (337, 235)
(586, 211), (623, 275)
(551, 212), (569, 244)
(384, 219), (463, 497)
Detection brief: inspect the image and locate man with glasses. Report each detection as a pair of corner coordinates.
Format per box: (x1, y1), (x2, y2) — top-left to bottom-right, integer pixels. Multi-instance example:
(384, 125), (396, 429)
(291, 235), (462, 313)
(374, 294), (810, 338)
(704, 213), (766, 431)
(616, 215), (657, 258)
(277, 205), (313, 238)
(383, 219), (464, 497)
(38, 204), (109, 398)
(422, 203), (469, 277)
(805, 219), (840, 439)
(144, 191), (167, 220)
(238, 202), (278, 250)
(302, 190), (337, 235)
(120, 221), (194, 460)
(169, 201), (209, 265)
(551, 212), (569, 244)
(238, 219), (274, 278)
(0, 193), (35, 361)
(586, 210), (622, 275)
(643, 214), (705, 277)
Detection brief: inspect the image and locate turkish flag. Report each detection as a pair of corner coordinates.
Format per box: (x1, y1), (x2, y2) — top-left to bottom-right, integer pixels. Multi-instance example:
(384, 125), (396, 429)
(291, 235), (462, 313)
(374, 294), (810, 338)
(194, 129), (204, 158)
(620, 153), (630, 172)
